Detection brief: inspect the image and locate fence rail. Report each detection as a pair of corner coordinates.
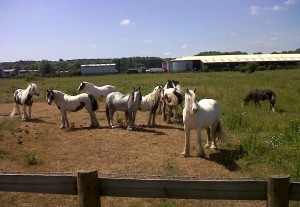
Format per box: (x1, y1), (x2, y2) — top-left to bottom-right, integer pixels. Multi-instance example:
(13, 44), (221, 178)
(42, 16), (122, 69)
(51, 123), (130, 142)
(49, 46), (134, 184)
(1, 171), (300, 207)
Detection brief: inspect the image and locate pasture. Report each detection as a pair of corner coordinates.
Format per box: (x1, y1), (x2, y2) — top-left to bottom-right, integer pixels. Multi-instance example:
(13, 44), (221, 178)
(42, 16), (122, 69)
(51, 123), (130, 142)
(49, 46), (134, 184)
(0, 69), (300, 207)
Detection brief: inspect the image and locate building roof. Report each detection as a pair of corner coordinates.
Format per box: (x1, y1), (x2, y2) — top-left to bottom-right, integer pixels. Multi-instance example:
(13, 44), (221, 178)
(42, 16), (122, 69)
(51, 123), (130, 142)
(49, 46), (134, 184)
(81, 64), (116, 67)
(174, 54), (300, 63)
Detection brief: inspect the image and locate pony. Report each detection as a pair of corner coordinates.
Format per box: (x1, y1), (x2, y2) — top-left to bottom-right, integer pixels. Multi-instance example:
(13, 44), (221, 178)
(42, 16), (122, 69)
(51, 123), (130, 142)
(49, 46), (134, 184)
(182, 88), (223, 158)
(138, 86), (163, 127)
(10, 83), (40, 121)
(77, 81), (117, 99)
(161, 79), (184, 120)
(46, 90), (99, 128)
(243, 89), (276, 112)
(162, 88), (183, 123)
(105, 87), (142, 131)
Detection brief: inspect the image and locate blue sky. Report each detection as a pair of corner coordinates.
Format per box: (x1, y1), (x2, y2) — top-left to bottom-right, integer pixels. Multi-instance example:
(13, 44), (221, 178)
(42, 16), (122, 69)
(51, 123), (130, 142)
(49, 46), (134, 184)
(0, 0), (299, 62)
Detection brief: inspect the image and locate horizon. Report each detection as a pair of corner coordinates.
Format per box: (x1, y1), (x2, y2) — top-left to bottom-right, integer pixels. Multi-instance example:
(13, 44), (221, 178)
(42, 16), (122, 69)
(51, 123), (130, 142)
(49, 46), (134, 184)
(1, 0), (300, 62)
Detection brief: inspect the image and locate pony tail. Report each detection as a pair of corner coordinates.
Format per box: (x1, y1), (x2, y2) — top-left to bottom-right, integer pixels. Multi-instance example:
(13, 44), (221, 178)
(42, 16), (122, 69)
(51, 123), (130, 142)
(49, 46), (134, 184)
(88, 94), (98, 111)
(105, 104), (110, 125)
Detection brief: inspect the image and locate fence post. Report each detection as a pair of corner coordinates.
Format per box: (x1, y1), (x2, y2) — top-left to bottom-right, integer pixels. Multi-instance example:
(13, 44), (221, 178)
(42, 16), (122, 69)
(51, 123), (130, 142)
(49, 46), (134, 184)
(77, 170), (100, 207)
(267, 175), (290, 207)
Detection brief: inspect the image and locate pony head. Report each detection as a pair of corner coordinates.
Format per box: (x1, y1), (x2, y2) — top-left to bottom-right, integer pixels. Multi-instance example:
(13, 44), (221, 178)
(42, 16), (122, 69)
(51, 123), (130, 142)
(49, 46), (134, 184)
(131, 87), (142, 103)
(184, 88), (199, 114)
(164, 79), (179, 89)
(77, 81), (86, 92)
(46, 90), (55, 105)
(30, 83), (40, 96)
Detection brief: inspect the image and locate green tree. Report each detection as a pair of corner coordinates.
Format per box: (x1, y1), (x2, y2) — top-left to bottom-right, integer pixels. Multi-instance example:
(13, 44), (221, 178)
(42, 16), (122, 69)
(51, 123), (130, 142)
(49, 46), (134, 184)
(39, 60), (54, 75)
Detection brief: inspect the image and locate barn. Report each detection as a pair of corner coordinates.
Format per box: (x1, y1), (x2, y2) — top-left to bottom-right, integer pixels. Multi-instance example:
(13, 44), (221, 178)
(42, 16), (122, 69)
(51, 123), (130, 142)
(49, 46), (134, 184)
(163, 54), (300, 72)
(80, 64), (117, 76)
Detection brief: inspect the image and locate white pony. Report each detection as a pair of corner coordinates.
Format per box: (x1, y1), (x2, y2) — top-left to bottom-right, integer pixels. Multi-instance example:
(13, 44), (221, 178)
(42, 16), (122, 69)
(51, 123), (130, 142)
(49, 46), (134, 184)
(77, 81), (117, 99)
(182, 88), (223, 158)
(105, 87), (142, 131)
(10, 83), (40, 121)
(138, 86), (163, 127)
(46, 90), (99, 129)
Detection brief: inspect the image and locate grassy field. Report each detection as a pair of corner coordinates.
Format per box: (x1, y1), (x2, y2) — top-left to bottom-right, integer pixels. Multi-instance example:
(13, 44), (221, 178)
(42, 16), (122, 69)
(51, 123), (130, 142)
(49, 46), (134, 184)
(0, 69), (300, 206)
(1, 69), (299, 180)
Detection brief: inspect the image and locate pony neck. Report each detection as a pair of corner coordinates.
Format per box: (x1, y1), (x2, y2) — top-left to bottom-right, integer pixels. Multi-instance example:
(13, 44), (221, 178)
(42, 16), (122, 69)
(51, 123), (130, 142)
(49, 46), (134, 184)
(53, 90), (65, 102)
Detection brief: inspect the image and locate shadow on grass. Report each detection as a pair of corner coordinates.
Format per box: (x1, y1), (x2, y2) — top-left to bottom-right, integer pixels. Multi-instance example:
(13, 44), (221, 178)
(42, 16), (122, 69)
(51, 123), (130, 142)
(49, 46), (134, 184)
(208, 148), (246, 172)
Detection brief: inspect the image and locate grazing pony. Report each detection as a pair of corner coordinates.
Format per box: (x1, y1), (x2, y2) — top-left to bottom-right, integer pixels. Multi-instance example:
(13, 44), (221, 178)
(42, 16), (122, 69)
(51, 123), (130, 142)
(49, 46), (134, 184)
(105, 87), (142, 130)
(138, 86), (163, 127)
(243, 89), (276, 112)
(182, 88), (223, 158)
(10, 83), (40, 121)
(77, 81), (117, 99)
(46, 90), (99, 128)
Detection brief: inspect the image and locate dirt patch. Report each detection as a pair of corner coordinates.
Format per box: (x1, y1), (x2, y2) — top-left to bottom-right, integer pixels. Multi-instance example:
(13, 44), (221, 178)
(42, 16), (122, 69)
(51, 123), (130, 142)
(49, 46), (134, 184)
(0, 103), (261, 207)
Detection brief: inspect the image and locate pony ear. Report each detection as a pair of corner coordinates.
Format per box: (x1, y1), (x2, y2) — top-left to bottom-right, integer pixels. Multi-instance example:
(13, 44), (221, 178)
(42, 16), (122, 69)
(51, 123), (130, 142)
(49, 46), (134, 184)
(193, 88), (196, 93)
(186, 88), (189, 93)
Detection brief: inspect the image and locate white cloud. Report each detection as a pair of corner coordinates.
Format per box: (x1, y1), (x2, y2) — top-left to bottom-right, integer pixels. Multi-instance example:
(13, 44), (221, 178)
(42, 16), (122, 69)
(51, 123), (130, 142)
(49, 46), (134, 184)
(285, 0), (297, 5)
(143, 39), (154, 43)
(250, 5), (260, 15)
(90, 44), (97, 48)
(269, 5), (282, 12)
(181, 44), (187, 49)
(120, 19), (135, 26)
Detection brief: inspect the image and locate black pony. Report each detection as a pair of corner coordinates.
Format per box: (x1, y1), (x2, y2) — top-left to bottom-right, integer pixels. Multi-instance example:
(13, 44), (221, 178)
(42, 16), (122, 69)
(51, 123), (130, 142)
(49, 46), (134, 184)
(243, 89), (276, 112)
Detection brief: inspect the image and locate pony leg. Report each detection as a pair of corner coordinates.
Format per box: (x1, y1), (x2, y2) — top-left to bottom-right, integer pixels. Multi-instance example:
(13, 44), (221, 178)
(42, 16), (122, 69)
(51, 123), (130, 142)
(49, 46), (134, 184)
(210, 124), (218, 150)
(196, 129), (205, 158)
(205, 127), (212, 149)
(22, 105), (28, 121)
(270, 101), (276, 112)
(10, 103), (21, 119)
(28, 105), (32, 119)
(126, 111), (133, 131)
(147, 111), (152, 127)
(109, 109), (115, 128)
(60, 110), (67, 128)
(182, 127), (191, 157)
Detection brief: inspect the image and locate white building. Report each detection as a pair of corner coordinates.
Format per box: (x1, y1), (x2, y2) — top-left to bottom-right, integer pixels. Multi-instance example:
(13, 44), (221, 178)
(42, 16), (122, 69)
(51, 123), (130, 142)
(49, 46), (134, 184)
(80, 64), (117, 76)
(163, 54), (300, 72)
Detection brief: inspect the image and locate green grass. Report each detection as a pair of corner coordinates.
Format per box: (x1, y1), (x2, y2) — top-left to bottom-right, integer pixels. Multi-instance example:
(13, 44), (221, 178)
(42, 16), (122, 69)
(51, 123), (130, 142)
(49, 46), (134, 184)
(1, 69), (300, 179)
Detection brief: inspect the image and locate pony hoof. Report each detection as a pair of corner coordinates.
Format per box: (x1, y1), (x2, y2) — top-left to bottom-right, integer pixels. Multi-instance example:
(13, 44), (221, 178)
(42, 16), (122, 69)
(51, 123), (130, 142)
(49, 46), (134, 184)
(60, 125), (65, 129)
(197, 152), (205, 158)
(210, 146), (218, 151)
(181, 151), (190, 157)
(127, 127), (133, 131)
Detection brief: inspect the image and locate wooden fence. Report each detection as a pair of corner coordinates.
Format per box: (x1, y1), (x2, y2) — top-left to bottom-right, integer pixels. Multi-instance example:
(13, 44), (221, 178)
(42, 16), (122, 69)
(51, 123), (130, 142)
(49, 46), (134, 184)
(1, 170), (300, 207)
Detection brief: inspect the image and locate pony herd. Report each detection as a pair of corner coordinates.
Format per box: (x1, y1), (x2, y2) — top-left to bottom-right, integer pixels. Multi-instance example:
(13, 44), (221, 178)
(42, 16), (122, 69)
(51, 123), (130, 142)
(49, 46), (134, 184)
(9, 81), (276, 157)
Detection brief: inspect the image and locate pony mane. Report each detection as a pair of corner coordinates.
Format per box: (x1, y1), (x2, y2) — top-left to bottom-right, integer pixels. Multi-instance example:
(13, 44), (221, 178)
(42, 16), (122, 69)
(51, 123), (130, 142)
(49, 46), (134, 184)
(147, 87), (162, 107)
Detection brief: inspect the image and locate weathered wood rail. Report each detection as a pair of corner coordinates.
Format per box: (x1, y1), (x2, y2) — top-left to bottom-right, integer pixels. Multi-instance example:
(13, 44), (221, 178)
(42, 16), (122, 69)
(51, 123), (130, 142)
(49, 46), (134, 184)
(0, 170), (299, 207)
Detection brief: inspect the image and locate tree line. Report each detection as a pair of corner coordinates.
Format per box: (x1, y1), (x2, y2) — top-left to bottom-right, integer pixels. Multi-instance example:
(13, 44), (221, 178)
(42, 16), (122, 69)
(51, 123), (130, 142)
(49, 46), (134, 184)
(1, 48), (299, 76)
(0, 57), (164, 76)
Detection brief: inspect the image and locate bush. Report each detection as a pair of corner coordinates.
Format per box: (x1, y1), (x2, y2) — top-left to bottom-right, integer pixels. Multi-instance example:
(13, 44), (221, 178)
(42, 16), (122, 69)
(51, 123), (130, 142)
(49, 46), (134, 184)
(24, 148), (38, 165)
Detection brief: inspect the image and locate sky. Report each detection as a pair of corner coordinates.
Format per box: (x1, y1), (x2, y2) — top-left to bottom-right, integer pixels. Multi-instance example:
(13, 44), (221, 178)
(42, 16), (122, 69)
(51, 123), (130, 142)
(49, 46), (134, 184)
(0, 0), (299, 62)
